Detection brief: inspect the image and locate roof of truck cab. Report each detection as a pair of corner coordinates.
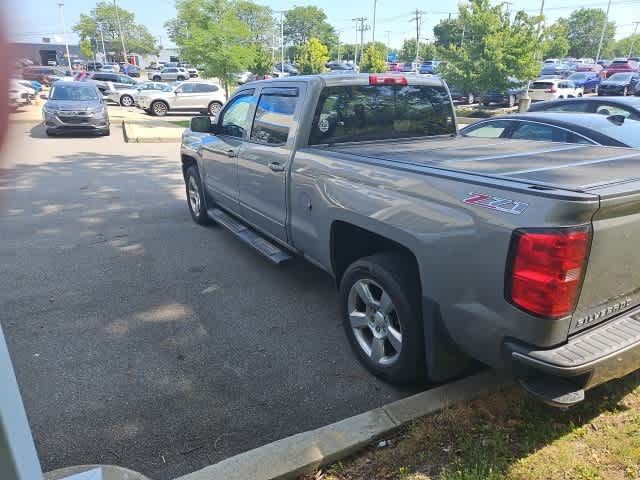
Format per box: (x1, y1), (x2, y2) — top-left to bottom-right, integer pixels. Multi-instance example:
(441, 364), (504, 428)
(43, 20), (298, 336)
(248, 73), (446, 88)
(317, 136), (640, 195)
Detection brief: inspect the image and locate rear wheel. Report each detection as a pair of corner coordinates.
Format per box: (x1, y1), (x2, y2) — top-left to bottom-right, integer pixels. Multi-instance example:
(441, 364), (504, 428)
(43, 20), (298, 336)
(339, 252), (425, 384)
(623, 87), (629, 96)
(177, 76), (186, 81)
(152, 75), (161, 81)
(151, 101), (168, 116)
(120, 94), (134, 107)
(185, 165), (209, 225)
(208, 101), (223, 117)
(508, 94), (516, 107)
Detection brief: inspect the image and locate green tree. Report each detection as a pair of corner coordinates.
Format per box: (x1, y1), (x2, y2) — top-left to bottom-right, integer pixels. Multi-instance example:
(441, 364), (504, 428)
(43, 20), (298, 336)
(167, 0), (257, 97)
(439, 0), (540, 95)
(251, 46), (274, 76)
(613, 34), (640, 57)
(73, 1), (159, 60)
(399, 38), (437, 62)
(297, 37), (329, 74)
(235, 1), (275, 44)
(540, 20), (570, 59)
(359, 45), (387, 73)
(433, 18), (464, 49)
(284, 6), (337, 52)
(79, 39), (94, 60)
(565, 8), (615, 58)
(334, 43), (357, 62)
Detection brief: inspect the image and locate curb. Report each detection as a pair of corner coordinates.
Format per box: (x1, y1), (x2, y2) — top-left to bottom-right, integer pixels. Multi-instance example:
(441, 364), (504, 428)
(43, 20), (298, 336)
(122, 120), (182, 144)
(176, 370), (510, 480)
(45, 465), (151, 480)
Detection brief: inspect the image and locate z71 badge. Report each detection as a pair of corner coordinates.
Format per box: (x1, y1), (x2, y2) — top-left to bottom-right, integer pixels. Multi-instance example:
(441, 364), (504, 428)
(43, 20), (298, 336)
(463, 192), (528, 215)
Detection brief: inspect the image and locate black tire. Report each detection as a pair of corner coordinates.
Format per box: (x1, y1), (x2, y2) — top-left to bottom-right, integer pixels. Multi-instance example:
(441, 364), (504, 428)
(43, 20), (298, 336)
(208, 101), (223, 117)
(101, 127), (111, 137)
(151, 100), (168, 117)
(152, 76), (161, 81)
(339, 252), (425, 384)
(45, 129), (57, 137)
(467, 93), (475, 105)
(508, 95), (516, 108)
(623, 87), (629, 96)
(185, 165), (209, 225)
(120, 94), (134, 107)
(177, 76), (186, 81)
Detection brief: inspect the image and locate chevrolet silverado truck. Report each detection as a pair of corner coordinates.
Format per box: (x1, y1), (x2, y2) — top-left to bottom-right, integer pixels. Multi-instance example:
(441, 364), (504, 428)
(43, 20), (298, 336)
(180, 73), (640, 407)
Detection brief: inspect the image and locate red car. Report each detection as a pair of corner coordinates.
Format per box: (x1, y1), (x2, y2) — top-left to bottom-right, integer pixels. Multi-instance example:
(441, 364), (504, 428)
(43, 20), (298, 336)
(575, 63), (602, 73)
(605, 59), (639, 77)
(21, 66), (69, 85)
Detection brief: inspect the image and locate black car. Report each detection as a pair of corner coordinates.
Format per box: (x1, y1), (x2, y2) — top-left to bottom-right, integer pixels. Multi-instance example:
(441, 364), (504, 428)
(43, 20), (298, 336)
(528, 96), (640, 120)
(448, 85), (479, 105)
(460, 112), (640, 148)
(482, 79), (528, 107)
(86, 61), (103, 71)
(598, 72), (640, 96)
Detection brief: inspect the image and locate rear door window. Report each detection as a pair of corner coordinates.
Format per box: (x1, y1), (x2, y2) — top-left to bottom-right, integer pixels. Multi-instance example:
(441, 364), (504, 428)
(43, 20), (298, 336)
(509, 122), (570, 142)
(250, 88), (298, 145)
(595, 104), (639, 120)
(541, 102), (592, 113)
(309, 84), (455, 145)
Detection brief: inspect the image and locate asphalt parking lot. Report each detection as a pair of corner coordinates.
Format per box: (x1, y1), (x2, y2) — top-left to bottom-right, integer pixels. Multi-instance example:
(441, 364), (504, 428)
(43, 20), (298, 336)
(0, 123), (414, 479)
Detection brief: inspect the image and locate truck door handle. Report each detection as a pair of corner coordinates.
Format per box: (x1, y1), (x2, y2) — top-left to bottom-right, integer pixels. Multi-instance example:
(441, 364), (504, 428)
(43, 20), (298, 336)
(225, 149), (237, 158)
(268, 162), (285, 172)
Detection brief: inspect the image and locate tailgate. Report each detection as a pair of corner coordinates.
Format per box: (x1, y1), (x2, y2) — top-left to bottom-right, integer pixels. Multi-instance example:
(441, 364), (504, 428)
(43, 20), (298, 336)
(571, 189), (640, 334)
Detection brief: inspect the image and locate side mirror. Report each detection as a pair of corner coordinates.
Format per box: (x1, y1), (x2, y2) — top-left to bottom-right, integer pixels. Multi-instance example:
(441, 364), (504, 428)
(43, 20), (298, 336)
(190, 116), (216, 133)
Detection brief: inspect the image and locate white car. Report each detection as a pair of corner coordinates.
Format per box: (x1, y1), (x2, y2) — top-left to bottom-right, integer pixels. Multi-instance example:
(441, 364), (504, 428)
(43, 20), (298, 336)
(528, 79), (584, 102)
(9, 79), (36, 104)
(181, 64), (199, 78)
(105, 81), (167, 107)
(137, 81), (226, 117)
(100, 64), (118, 73)
(148, 67), (190, 82)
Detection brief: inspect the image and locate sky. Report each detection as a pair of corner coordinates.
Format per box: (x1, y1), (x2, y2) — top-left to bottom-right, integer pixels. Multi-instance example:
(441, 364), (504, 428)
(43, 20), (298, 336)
(8, 0), (640, 51)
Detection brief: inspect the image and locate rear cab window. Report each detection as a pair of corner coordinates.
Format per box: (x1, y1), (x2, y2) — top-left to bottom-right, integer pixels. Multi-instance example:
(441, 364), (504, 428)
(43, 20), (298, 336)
(309, 83), (455, 145)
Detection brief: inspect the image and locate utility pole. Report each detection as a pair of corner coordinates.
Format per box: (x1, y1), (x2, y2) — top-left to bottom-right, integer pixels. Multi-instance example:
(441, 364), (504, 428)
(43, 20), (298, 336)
(113, 0), (128, 62)
(411, 9), (425, 63)
(372, 0), (378, 44)
(337, 30), (342, 62)
(352, 17), (368, 66)
(385, 30), (391, 48)
(99, 24), (107, 62)
(629, 21), (640, 57)
(57, 2), (72, 71)
(280, 11), (285, 69)
(595, 0), (612, 63)
(535, 0), (546, 60)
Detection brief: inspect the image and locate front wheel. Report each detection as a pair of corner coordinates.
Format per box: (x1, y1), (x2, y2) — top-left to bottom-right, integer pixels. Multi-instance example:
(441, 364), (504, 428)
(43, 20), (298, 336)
(120, 94), (134, 107)
(340, 252), (425, 384)
(151, 101), (168, 116)
(508, 95), (516, 108)
(177, 76), (186, 81)
(185, 165), (209, 225)
(623, 87), (629, 96)
(152, 76), (161, 81)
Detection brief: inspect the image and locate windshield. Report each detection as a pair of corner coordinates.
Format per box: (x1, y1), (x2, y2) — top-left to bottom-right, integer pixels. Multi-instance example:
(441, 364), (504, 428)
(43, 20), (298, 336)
(309, 84), (455, 145)
(49, 84), (99, 101)
(609, 73), (633, 81)
(569, 73), (587, 80)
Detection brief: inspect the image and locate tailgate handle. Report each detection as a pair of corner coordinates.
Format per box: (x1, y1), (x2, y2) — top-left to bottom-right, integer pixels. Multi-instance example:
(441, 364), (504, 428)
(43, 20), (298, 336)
(268, 162), (285, 172)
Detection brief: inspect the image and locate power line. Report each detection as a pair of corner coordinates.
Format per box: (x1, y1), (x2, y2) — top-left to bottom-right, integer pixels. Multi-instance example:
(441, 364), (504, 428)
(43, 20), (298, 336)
(352, 16), (368, 66)
(410, 9), (425, 62)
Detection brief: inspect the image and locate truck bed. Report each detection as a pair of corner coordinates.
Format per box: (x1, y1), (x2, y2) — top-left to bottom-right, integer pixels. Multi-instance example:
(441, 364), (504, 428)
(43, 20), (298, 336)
(322, 136), (640, 195)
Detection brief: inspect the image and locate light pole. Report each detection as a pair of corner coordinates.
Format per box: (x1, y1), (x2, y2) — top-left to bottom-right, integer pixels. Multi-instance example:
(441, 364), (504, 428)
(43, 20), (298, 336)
(629, 22), (640, 58)
(280, 11), (285, 70)
(595, 0), (612, 63)
(99, 24), (107, 62)
(113, 0), (128, 62)
(372, 0), (378, 44)
(535, 0), (546, 60)
(57, 2), (73, 71)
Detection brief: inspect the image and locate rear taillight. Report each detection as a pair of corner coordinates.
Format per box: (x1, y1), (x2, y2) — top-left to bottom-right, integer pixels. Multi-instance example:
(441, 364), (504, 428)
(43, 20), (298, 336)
(506, 227), (591, 319)
(547, 85), (558, 93)
(369, 75), (408, 86)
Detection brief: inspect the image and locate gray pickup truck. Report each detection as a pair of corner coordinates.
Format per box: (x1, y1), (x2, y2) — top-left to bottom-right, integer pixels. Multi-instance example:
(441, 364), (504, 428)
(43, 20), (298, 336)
(180, 73), (640, 407)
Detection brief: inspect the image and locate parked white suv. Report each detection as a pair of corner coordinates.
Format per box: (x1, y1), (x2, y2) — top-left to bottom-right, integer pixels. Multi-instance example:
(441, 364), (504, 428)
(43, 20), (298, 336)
(148, 67), (190, 82)
(137, 81), (226, 116)
(529, 79), (584, 102)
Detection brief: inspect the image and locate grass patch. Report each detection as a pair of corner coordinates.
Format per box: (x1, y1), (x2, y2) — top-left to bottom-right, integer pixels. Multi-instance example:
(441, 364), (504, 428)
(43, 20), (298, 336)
(302, 371), (640, 480)
(168, 120), (190, 128)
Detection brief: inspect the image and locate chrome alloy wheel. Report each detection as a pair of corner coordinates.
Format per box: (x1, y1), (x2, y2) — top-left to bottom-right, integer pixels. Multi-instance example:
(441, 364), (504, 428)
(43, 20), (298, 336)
(188, 176), (201, 216)
(347, 279), (402, 366)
